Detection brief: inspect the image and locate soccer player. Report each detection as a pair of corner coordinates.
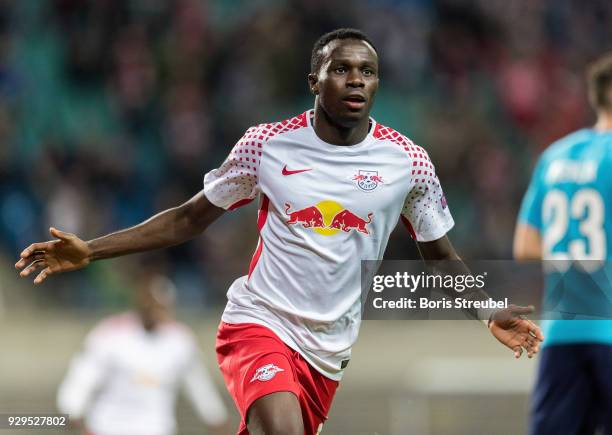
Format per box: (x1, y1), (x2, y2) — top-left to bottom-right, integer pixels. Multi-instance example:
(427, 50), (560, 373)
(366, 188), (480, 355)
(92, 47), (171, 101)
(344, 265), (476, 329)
(514, 54), (612, 435)
(17, 28), (542, 435)
(57, 271), (230, 435)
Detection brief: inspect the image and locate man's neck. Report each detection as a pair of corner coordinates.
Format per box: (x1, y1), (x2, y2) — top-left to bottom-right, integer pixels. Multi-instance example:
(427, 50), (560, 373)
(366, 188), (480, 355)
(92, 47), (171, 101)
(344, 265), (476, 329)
(594, 112), (612, 131)
(312, 105), (370, 146)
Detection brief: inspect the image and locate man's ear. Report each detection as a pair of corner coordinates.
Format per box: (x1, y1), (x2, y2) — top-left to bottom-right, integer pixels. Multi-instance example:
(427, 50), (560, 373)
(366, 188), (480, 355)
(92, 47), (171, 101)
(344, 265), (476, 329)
(307, 73), (319, 95)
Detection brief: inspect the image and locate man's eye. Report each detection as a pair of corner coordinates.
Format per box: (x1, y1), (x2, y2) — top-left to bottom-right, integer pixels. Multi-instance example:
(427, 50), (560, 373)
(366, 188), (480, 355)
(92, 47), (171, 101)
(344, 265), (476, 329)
(363, 69), (374, 76)
(334, 67), (346, 74)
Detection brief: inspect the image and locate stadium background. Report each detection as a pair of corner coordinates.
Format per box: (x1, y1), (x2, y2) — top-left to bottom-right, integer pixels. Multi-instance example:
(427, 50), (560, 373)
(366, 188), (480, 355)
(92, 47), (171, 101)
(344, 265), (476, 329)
(0, 0), (609, 433)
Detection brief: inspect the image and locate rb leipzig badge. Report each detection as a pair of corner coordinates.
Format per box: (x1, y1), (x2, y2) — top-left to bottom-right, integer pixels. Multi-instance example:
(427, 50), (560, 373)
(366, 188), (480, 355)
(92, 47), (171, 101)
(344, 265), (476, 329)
(250, 364), (285, 382)
(353, 170), (383, 192)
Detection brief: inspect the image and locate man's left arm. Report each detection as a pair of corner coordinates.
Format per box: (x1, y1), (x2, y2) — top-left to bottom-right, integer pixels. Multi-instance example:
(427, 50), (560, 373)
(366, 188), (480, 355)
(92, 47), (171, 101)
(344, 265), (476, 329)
(399, 145), (542, 358)
(417, 235), (544, 358)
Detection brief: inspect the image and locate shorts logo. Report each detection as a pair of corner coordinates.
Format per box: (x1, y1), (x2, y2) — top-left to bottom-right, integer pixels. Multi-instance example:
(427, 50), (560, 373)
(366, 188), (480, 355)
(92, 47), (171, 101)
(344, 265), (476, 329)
(250, 363), (285, 383)
(353, 170), (383, 192)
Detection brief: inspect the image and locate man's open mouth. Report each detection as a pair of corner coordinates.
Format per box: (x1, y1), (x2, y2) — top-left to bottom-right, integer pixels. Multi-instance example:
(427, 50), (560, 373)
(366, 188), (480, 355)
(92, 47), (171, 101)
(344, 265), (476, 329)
(343, 95), (366, 110)
(343, 95), (366, 102)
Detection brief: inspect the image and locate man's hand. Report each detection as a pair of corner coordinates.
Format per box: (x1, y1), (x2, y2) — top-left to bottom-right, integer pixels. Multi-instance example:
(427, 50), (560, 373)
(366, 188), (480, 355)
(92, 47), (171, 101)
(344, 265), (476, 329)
(489, 304), (544, 358)
(14, 192), (225, 285)
(15, 227), (92, 284)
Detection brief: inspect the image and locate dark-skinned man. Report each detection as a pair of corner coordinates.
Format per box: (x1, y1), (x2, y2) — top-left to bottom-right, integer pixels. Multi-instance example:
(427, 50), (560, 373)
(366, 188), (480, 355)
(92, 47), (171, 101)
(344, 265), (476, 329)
(16, 28), (542, 435)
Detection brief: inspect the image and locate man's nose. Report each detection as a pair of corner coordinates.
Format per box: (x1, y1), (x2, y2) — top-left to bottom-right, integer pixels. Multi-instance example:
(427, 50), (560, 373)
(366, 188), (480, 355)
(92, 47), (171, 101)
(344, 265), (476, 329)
(346, 70), (365, 87)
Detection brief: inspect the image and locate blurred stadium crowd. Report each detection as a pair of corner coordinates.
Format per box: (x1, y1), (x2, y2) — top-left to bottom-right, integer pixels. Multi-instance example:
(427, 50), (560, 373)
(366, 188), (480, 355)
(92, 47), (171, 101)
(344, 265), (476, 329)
(1, 0), (611, 308)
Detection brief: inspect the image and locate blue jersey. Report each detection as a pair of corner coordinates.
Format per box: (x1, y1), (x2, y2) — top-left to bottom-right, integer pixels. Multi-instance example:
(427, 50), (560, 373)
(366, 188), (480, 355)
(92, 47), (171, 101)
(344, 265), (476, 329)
(518, 128), (612, 346)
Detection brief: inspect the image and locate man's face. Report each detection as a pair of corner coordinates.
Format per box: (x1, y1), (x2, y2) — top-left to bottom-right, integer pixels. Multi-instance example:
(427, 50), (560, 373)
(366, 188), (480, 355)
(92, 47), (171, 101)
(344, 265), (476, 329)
(309, 39), (379, 127)
(136, 277), (173, 331)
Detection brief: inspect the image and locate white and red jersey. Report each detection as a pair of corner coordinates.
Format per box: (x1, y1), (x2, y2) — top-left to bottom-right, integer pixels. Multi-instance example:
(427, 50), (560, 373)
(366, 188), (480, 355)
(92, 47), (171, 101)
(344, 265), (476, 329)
(57, 313), (228, 435)
(204, 110), (454, 380)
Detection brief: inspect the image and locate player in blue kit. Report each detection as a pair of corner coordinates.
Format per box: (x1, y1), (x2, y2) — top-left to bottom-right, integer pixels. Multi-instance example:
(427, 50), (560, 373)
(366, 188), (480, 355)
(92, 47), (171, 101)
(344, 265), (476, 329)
(514, 53), (612, 435)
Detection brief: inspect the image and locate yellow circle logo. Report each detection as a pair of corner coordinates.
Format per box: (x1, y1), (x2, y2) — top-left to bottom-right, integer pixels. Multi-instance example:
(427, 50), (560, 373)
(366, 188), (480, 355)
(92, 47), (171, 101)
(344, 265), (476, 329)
(313, 200), (343, 236)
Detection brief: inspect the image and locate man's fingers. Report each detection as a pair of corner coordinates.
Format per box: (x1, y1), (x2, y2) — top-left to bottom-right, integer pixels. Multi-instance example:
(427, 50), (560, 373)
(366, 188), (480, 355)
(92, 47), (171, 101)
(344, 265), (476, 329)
(20, 260), (46, 277)
(511, 333), (541, 359)
(518, 318), (544, 342)
(521, 334), (541, 359)
(33, 267), (54, 285)
(524, 338), (534, 358)
(521, 318), (544, 342)
(528, 341), (540, 357)
(50, 227), (73, 241)
(529, 323), (544, 341)
(525, 341), (538, 358)
(20, 243), (52, 259)
(16, 252), (46, 269)
(15, 258), (28, 269)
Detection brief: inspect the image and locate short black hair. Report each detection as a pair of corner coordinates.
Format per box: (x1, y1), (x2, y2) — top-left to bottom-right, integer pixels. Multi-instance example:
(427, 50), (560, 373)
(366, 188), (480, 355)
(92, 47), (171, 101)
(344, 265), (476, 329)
(310, 28), (377, 74)
(588, 53), (612, 112)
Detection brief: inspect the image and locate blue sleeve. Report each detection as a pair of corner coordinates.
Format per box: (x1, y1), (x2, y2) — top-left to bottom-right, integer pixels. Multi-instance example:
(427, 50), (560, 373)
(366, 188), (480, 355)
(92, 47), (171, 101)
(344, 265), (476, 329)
(518, 156), (547, 230)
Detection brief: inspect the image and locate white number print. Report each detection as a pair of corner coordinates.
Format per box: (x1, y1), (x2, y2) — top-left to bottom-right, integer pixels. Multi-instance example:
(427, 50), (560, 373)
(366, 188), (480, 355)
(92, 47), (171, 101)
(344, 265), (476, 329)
(542, 188), (606, 272)
(542, 190), (568, 258)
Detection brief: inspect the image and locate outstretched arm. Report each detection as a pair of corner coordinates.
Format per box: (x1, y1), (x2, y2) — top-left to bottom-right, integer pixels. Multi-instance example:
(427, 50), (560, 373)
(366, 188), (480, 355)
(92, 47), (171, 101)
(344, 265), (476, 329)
(417, 235), (544, 358)
(15, 191), (225, 284)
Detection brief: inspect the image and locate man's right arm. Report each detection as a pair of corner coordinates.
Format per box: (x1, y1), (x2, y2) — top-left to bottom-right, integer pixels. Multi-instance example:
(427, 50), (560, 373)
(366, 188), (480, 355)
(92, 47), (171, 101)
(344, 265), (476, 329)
(513, 223), (542, 261)
(514, 154), (545, 261)
(15, 191), (225, 284)
(87, 191), (224, 260)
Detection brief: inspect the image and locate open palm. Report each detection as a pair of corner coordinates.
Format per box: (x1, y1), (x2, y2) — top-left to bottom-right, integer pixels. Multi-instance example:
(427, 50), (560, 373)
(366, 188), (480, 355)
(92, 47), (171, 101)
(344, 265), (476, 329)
(15, 227), (91, 284)
(489, 304), (544, 358)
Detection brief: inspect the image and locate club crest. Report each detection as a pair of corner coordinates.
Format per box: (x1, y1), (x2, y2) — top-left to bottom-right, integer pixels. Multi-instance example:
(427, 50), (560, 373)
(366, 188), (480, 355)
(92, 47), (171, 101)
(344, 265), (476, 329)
(353, 170), (383, 192)
(250, 363), (284, 382)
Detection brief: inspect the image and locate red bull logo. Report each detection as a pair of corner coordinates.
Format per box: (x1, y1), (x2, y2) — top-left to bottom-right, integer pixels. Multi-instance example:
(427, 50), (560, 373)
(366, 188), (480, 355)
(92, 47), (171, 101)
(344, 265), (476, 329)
(285, 200), (373, 236)
(329, 210), (373, 234)
(284, 204), (325, 228)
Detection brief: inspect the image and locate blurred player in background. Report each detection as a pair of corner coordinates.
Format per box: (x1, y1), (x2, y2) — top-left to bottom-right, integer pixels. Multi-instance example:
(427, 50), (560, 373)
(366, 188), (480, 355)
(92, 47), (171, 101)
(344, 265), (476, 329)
(514, 53), (612, 435)
(18, 28), (542, 435)
(57, 271), (230, 435)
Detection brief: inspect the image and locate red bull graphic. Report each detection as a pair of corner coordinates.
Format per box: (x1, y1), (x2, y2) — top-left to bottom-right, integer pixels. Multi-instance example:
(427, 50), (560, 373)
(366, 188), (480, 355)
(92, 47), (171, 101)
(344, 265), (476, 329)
(330, 210), (373, 234)
(285, 200), (373, 236)
(284, 203), (325, 228)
